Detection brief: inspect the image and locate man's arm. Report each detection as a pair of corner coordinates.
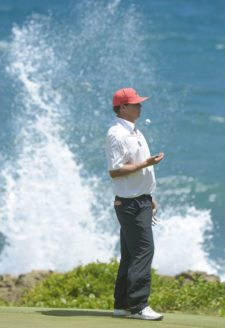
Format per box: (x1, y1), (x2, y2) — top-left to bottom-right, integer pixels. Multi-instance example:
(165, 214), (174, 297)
(109, 153), (164, 178)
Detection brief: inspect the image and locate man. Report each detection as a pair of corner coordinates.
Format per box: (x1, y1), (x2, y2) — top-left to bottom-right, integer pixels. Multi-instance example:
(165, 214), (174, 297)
(105, 87), (164, 320)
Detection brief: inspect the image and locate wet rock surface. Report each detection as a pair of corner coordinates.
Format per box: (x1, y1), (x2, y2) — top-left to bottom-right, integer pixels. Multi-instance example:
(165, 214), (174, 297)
(0, 270), (53, 304)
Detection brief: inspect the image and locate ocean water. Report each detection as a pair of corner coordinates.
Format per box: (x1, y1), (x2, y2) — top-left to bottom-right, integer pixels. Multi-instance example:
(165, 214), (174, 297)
(0, 0), (224, 279)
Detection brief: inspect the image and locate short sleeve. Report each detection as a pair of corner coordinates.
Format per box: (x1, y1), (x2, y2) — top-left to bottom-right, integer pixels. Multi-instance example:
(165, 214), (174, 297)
(105, 134), (128, 171)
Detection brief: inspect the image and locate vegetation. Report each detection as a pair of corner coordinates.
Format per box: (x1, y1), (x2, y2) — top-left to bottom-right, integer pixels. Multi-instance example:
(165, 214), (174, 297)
(9, 260), (225, 316)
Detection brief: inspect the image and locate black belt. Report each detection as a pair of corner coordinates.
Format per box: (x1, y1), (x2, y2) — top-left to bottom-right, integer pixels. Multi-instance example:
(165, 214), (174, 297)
(115, 194), (152, 201)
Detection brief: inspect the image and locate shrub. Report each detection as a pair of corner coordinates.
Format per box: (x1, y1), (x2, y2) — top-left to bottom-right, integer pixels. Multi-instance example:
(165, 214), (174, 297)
(21, 260), (225, 316)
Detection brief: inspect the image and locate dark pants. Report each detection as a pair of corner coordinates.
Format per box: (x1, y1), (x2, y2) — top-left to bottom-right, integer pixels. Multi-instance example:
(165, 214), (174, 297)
(114, 194), (154, 314)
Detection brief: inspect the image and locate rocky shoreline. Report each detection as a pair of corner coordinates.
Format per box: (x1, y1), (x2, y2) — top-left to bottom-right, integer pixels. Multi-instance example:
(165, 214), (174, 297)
(0, 269), (220, 305)
(0, 270), (53, 304)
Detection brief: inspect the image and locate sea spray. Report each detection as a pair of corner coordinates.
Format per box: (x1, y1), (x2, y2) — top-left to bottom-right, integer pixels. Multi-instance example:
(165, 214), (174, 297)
(0, 1), (223, 280)
(153, 206), (218, 275)
(0, 16), (116, 274)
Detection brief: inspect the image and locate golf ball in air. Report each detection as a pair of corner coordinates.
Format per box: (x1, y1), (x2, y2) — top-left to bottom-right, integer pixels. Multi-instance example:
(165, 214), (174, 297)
(145, 118), (151, 125)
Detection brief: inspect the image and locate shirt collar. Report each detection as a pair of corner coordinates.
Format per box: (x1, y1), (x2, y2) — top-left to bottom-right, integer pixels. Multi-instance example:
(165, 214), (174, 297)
(115, 117), (136, 133)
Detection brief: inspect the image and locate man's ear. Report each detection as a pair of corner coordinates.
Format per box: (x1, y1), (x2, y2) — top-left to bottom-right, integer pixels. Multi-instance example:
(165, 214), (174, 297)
(120, 104), (126, 112)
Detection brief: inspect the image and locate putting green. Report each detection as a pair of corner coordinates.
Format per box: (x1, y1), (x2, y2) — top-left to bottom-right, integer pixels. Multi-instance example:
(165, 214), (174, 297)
(0, 307), (224, 328)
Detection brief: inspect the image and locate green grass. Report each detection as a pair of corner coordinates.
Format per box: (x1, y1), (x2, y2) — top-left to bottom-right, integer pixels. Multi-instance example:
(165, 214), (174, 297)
(0, 307), (224, 328)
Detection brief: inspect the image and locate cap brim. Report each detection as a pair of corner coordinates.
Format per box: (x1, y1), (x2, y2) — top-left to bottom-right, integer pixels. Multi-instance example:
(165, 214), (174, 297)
(128, 96), (149, 104)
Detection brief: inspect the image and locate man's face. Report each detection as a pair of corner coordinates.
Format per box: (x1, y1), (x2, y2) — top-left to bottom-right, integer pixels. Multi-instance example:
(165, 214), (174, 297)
(121, 103), (142, 122)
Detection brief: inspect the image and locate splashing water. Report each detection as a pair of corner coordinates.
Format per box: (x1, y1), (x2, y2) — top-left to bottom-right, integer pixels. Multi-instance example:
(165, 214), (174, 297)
(0, 14), (117, 274)
(0, 1), (223, 279)
(153, 206), (218, 275)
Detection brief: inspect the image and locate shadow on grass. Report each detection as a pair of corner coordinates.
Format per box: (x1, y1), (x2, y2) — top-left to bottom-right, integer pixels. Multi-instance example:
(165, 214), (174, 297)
(38, 310), (114, 318)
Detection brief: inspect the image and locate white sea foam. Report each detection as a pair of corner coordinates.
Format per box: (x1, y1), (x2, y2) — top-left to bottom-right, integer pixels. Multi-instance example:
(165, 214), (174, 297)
(215, 43), (225, 50)
(153, 206), (218, 276)
(0, 2), (148, 275)
(0, 19), (116, 275)
(209, 115), (225, 123)
(107, 0), (121, 14)
(0, 4), (224, 281)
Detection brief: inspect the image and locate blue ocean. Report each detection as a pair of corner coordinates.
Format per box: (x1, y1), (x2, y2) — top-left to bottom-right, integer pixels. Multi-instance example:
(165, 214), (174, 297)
(0, 0), (224, 280)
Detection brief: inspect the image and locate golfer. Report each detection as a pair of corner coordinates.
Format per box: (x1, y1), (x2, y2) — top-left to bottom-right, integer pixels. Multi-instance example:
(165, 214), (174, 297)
(105, 88), (164, 320)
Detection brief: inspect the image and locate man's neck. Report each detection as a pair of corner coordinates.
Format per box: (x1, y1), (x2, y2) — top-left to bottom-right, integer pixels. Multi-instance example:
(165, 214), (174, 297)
(117, 115), (136, 124)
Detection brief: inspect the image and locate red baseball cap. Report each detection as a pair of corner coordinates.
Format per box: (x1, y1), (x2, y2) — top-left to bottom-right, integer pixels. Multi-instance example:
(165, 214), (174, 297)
(112, 88), (149, 107)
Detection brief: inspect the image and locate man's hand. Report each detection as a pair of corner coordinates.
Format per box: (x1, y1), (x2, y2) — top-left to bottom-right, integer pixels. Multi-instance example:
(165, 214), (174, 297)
(146, 152), (164, 166)
(109, 152), (164, 178)
(152, 199), (159, 226)
(152, 199), (157, 210)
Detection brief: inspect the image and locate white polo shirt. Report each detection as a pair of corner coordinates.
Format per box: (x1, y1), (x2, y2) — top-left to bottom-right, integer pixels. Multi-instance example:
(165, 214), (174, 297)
(105, 117), (156, 198)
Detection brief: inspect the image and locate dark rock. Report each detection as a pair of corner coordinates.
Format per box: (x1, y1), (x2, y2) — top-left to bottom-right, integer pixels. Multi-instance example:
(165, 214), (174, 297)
(16, 270), (54, 288)
(0, 270), (53, 304)
(175, 270), (220, 284)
